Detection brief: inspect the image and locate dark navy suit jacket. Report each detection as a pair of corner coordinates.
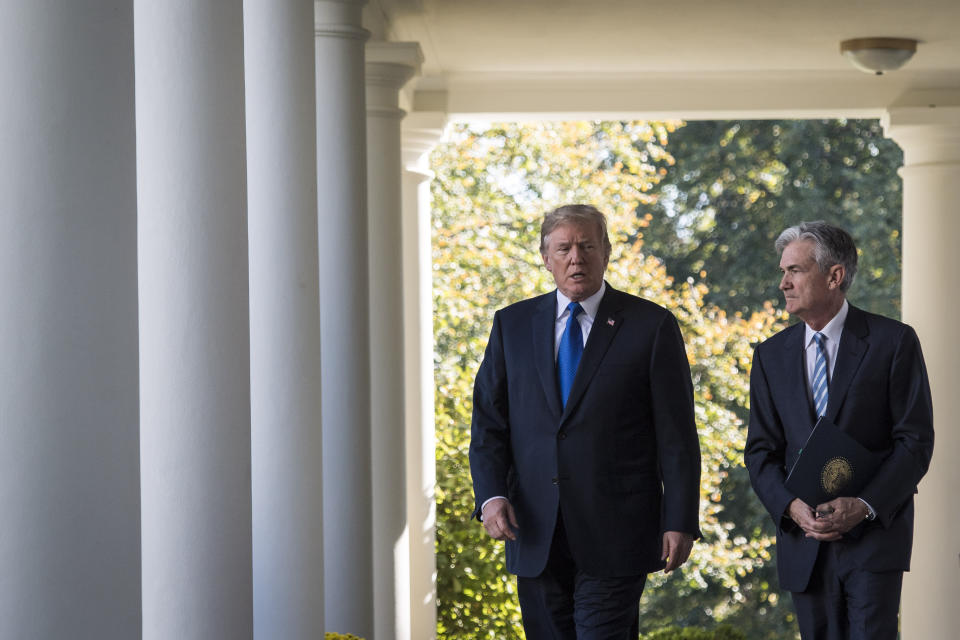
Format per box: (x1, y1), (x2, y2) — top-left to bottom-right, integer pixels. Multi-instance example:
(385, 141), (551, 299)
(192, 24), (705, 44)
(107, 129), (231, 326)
(745, 304), (934, 592)
(469, 284), (701, 578)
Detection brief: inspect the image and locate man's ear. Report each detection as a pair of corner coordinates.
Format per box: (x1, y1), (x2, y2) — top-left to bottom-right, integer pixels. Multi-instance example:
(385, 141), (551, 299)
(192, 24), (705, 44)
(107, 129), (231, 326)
(827, 264), (845, 290)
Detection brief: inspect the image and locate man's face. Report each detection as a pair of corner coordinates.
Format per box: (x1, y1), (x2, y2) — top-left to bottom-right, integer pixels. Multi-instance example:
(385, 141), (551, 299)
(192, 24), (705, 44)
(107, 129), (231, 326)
(778, 239), (843, 322)
(541, 221), (609, 302)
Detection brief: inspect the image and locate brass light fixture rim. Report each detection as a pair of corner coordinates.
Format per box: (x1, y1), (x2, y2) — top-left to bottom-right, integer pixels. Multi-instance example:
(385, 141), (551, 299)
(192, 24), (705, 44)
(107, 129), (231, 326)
(840, 37), (918, 53)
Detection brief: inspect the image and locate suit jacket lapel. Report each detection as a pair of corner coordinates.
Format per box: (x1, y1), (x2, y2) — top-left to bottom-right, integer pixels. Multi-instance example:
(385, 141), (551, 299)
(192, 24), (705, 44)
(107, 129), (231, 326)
(532, 292), (563, 419)
(560, 285), (623, 423)
(825, 305), (869, 422)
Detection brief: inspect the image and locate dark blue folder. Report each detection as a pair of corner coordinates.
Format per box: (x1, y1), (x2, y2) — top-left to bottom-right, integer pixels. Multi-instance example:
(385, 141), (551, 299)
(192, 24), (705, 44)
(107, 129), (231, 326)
(784, 417), (884, 507)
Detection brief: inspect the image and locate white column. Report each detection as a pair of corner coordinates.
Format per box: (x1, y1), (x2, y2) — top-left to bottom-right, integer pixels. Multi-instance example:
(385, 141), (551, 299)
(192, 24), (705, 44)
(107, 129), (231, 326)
(883, 97), (960, 640)
(315, 1), (374, 636)
(401, 111), (447, 640)
(245, 1), (324, 638)
(135, 2), (252, 638)
(366, 42), (423, 640)
(0, 3), (140, 637)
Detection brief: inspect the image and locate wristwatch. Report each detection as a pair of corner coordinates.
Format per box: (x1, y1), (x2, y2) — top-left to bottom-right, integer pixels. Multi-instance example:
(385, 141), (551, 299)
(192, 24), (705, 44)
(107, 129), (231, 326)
(857, 497), (876, 521)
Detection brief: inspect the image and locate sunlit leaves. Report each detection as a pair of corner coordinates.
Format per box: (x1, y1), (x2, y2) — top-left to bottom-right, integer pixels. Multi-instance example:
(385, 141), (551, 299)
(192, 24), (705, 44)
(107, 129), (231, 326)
(641, 119), (903, 318)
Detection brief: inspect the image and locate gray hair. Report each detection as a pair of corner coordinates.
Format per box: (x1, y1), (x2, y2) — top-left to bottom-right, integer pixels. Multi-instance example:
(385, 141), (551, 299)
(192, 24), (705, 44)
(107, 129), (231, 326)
(539, 204), (612, 258)
(775, 221), (858, 291)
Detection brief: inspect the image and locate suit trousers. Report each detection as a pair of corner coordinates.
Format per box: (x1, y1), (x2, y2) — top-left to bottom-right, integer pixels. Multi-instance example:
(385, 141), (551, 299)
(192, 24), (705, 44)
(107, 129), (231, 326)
(517, 511), (645, 640)
(791, 540), (903, 640)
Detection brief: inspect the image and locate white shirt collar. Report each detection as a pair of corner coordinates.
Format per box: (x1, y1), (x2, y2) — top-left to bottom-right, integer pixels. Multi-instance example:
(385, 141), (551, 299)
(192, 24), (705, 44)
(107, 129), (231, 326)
(556, 281), (606, 320)
(805, 299), (848, 346)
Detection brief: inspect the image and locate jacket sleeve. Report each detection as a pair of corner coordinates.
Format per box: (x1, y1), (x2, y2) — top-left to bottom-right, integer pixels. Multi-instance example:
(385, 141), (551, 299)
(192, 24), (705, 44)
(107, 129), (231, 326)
(859, 325), (935, 527)
(744, 345), (798, 530)
(468, 310), (512, 520)
(650, 312), (702, 537)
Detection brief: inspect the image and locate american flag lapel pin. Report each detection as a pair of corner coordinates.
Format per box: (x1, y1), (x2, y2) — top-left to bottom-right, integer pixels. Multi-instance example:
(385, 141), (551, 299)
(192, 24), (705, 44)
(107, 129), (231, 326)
(607, 317), (616, 326)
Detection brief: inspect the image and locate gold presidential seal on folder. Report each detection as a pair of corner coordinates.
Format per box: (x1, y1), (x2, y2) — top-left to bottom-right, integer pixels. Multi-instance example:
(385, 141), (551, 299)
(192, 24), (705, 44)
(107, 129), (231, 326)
(820, 456), (854, 495)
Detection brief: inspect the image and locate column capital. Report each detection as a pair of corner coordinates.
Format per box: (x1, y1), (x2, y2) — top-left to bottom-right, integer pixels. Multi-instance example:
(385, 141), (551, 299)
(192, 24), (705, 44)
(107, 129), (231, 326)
(402, 110), (447, 170)
(366, 42), (423, 119)
(366, 41), (423, 75)
(882, 92), (960, 166)
(315, 0), (370, 41)
(366, 41), (422, 91)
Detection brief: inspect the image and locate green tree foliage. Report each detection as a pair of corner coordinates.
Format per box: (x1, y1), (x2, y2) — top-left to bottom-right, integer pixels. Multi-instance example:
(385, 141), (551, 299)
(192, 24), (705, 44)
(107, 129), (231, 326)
(641, 119), (903, 318)
(432, 121), (793, 639)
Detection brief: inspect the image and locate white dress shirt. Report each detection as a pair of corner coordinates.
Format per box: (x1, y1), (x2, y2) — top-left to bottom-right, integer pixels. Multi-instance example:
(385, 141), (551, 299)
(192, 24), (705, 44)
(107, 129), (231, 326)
(553, 281), (606, 358)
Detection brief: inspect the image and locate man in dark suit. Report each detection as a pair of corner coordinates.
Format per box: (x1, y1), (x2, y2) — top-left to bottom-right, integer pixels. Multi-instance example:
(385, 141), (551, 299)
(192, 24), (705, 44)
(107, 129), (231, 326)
(469, 204), (701, 638)
(745, 221), (934, 640)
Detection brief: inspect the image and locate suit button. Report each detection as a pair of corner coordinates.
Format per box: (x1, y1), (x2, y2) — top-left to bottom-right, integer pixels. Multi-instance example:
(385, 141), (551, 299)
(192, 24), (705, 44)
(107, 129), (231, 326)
(558, 432), (567, 440)
(551, 477), (560, 485)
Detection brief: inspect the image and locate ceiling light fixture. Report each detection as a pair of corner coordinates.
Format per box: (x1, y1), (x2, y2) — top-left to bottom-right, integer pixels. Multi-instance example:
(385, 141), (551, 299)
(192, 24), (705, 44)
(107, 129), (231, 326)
(840, 38), (918, 75)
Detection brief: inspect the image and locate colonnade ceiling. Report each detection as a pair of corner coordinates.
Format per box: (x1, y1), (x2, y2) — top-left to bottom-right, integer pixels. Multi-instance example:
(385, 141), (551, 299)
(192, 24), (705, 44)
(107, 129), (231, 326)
(365, 0), (960, 120)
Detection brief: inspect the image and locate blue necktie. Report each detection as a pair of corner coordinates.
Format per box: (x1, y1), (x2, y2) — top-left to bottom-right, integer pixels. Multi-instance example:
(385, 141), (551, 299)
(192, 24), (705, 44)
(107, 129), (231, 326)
(557, 302), (584, 407)
(812, 332), (829, 418)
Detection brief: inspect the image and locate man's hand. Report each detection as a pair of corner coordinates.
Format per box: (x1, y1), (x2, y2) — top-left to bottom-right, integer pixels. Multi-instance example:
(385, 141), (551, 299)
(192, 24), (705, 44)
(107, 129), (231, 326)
(661, 531), (693, 573)
(787, 498), (841, 541)
(481, 498), (519, 541)
(812, 497), (870, 536)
